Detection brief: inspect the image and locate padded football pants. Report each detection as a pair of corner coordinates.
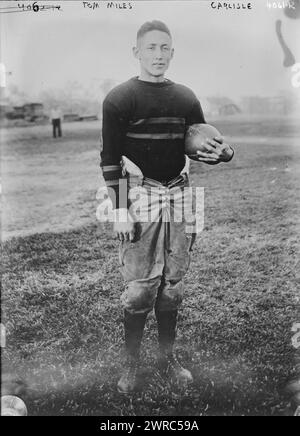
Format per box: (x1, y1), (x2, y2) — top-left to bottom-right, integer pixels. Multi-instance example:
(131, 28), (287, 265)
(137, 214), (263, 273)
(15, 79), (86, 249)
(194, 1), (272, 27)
(119, 164), (197, 315)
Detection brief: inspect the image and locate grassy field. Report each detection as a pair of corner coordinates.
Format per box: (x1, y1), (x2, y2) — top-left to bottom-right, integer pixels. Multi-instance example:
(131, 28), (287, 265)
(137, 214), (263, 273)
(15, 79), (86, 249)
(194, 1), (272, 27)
(1, 117), (300, 416)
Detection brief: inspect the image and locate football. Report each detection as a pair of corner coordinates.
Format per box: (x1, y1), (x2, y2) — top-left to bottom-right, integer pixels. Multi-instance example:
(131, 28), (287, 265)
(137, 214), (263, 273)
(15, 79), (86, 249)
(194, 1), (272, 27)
(185, 123), (222, 161)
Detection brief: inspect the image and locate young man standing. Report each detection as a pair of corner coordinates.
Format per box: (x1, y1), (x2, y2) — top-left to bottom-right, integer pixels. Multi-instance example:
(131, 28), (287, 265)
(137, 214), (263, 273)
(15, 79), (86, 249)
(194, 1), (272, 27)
(100, 21), (234, 394)
(50, 105), (62, 138)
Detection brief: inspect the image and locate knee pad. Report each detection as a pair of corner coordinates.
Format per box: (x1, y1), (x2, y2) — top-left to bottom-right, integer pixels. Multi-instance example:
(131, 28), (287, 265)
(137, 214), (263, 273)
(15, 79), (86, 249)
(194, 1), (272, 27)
(120, 276), (161, 314)
(155, 280), (184, 312)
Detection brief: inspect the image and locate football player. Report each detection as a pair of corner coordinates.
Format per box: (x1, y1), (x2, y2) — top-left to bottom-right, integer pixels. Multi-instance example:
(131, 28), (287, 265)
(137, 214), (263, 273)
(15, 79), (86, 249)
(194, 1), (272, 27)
(100, 20), (234, 394)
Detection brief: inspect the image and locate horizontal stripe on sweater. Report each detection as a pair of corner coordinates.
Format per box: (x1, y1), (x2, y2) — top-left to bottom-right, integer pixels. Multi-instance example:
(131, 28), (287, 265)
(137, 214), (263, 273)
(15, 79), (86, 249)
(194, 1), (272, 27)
(126, 132), (184, 139)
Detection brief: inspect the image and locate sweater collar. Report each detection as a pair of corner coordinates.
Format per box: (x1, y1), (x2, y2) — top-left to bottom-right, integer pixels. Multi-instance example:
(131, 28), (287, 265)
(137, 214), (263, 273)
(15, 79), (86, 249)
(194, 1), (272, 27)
(132, 76), (174, 87)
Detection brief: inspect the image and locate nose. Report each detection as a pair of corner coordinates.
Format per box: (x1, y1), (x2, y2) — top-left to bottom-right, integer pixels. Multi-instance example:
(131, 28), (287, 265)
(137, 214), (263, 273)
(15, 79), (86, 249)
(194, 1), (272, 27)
(153, 47), (163, 59)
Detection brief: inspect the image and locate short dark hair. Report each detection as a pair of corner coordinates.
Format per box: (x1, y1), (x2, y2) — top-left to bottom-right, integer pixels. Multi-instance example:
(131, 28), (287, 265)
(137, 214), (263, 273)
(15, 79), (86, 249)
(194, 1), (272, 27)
(137, 20), (172, 42)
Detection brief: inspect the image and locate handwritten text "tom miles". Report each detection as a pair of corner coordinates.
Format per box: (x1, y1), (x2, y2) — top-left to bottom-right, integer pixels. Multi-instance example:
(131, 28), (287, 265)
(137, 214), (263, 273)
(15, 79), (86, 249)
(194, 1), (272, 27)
(83, 1), (133, 9)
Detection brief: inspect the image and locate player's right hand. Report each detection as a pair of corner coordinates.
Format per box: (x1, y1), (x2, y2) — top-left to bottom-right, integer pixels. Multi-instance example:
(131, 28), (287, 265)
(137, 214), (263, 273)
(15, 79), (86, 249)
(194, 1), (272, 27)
(113, 209), (136, 242)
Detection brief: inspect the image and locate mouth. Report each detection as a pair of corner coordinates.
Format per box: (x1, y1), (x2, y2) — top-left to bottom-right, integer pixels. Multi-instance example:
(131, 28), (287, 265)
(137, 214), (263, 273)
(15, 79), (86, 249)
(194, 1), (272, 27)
(153, 63), (165, 68)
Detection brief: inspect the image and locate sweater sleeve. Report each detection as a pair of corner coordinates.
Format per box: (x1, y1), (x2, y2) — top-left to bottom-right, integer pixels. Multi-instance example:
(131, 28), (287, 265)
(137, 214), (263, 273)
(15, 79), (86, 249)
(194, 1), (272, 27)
(186, 98), (206, 127)
(100, 99), (128, 210)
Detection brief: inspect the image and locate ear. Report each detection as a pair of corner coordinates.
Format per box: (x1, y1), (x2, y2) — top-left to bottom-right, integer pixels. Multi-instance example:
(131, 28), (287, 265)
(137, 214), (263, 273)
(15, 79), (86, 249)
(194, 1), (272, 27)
(132, 46), (140, 60)
(171, 48), (174, 59)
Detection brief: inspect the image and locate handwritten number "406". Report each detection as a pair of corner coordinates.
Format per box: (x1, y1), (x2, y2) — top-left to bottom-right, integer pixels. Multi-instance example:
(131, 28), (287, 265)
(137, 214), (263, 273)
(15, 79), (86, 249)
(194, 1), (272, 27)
(18, 2), (39, 12)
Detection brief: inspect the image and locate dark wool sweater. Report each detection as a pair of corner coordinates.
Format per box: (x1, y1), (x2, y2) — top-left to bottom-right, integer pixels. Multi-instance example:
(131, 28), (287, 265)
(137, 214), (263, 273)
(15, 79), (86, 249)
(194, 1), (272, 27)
(100, 76), (205, 209)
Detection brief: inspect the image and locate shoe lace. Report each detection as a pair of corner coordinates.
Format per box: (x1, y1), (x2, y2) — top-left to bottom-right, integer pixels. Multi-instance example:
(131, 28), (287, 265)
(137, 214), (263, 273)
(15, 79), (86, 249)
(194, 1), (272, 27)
(124, 359), (139, 379)
(165, 354), (183, 373)
(168, 356), (182, 370)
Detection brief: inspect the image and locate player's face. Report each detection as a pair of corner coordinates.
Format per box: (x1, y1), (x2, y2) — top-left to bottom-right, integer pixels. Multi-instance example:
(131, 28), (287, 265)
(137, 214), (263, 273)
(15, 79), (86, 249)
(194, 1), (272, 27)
(134, 30), (174, 81)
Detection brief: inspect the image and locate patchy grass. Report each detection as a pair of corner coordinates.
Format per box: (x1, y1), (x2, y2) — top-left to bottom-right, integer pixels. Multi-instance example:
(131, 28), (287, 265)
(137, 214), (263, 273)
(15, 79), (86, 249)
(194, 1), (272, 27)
(1, 119), (300, 415)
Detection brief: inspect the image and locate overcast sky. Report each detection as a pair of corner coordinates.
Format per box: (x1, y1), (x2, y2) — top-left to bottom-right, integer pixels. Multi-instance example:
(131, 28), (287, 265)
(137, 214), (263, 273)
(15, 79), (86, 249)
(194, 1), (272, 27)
(1, 0), (300, 100)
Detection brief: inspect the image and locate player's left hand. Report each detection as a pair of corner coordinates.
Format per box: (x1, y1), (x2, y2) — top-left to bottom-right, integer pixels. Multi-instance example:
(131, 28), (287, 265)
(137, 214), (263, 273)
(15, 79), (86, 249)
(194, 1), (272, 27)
(197, 136), (234, 164)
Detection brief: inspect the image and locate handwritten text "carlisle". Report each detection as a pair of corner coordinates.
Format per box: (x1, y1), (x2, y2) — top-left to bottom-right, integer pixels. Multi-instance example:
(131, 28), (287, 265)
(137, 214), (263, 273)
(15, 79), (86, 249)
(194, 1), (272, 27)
(211, 2), (253, 9)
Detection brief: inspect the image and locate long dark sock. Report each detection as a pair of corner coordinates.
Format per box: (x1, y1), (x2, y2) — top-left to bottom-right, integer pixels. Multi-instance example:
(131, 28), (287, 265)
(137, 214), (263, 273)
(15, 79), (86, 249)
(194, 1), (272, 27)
(155, 309), (178, 356)
(124, 309), (148, 360)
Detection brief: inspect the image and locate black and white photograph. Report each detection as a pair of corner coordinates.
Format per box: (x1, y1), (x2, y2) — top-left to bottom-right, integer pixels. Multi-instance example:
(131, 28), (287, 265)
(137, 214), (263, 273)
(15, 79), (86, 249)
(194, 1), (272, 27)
(1, 0), (300, 418)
